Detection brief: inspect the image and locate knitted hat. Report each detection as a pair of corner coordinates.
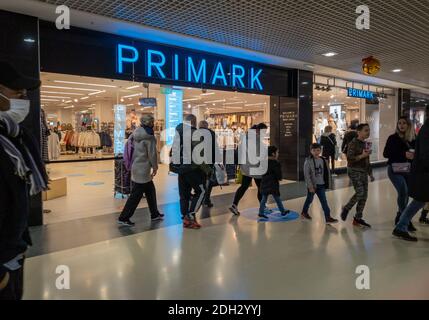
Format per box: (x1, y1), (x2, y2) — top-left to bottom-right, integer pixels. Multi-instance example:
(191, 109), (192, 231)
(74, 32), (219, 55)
(141, 114), (154, 125)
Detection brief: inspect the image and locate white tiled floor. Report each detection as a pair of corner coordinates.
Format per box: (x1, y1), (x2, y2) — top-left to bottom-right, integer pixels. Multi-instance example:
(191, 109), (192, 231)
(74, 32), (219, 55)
(44, 160), (293, 224)
(25, 179), (429, 300)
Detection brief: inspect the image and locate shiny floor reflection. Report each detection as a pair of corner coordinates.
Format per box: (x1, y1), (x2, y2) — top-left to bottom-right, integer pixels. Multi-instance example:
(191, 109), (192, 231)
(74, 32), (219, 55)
(24, 179), (429, 299)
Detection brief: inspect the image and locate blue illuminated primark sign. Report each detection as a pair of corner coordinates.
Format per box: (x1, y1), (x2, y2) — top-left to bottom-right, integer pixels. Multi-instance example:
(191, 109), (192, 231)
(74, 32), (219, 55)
(347, 87), (375, 99)
(116, 44), (264, 91)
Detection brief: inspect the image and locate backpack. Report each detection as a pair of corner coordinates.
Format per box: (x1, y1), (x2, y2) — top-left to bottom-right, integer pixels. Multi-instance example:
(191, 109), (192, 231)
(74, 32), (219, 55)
(123, 135), (134, 172)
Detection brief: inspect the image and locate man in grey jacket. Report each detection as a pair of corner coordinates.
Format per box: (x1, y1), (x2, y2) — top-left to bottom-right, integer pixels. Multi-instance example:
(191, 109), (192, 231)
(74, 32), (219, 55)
(118, 114), (163, 226)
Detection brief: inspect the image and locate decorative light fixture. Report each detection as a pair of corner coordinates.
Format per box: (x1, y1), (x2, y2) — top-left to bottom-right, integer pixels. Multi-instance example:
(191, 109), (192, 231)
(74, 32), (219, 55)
(391, 69), (402, 73)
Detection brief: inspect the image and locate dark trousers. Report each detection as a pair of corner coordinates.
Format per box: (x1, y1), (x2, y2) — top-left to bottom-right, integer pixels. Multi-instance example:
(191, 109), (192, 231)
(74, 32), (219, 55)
(119, 181), (159, 220)
(178, 170), (206, 218)
(302, 185), (331, 218)
(204, 179), (214, 204)
(0, 264), (24, 300)
(233, 175), (262, 206)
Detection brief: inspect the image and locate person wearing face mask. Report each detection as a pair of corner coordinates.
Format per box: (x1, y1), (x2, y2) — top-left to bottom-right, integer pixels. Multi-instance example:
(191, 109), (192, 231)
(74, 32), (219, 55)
(0, 61), (48, 300)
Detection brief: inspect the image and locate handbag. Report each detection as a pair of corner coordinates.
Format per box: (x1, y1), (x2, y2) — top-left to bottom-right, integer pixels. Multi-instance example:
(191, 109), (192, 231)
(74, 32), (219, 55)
(214, 164), (228, 185)
(391, 163), (411, 173)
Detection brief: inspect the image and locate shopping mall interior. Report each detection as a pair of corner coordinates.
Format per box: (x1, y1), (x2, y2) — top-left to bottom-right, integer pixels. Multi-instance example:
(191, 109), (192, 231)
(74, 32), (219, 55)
(40, 72), (276, 224)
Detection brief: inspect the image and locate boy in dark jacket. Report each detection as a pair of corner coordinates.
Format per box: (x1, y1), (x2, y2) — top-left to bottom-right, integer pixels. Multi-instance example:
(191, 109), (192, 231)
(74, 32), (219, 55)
(258, 146), (290, 219)
(301, 143), (338, 224)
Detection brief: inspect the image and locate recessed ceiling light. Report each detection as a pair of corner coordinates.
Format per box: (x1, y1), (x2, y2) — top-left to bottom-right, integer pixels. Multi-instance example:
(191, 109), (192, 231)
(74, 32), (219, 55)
(392, 69), (402, 73)
(304, 64), (315, 69)
(54, 80), (117, 88)
(24, 38), (35, 43)
(322, 52), (338, 57)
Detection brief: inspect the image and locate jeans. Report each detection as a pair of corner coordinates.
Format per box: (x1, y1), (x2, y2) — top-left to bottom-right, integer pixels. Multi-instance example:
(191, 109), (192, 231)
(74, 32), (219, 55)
(233, 175), (262, 205)
(302, 185), (331, 218)
(344, 168), (368, 219)
(259, 194), (286, 215)
(178, 170), (206, 219)
(119, 181), (160, 220)
(396, 200), (425, 232)
(387, 165), (409, 214)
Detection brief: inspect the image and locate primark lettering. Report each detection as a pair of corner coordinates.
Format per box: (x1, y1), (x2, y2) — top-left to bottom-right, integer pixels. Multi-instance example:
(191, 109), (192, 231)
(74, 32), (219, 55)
(347, 87), (375, 99)
(117, 44), (264, 91)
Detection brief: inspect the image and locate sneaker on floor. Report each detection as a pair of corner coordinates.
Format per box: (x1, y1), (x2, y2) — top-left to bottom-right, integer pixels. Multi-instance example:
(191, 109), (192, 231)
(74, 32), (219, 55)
(340, 208), (349, 221)
(229, 205), (240, 216)
(258, 213), (269, 220)
(157, 212), (165, 218)
(151, 215), (163, 221)
(408, 222), (417, 232)
(353, 217), (371, 228)
(392, 229), (418, 242)
(301, 212), (312, 220)
(419, 217), (429, 225)
(325, 216), (339, 224)
(264, 208), (273, 214)
(183, 217), (201, 229)
(281, 209), (291, 217)
(117, 219), (135, 227)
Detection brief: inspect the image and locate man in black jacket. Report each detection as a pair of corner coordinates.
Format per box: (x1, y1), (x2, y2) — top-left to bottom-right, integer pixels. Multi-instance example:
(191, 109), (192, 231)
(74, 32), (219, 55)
(0, 61), (47, 300)
(171, 114), (208, 229)
(393, 106), (429, 242)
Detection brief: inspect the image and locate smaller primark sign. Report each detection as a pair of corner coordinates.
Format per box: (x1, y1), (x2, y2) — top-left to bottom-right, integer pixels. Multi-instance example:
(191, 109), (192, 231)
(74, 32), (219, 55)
(347, 87), (375, 99)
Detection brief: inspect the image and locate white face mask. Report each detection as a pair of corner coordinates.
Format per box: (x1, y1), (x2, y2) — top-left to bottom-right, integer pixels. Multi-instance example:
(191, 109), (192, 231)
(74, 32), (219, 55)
(0, 92), (30, 123)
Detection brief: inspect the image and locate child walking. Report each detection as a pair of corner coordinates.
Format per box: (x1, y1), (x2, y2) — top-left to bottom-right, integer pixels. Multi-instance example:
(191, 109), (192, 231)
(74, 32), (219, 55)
(301, 143), (338, 224)
(258, 146), (290, 219)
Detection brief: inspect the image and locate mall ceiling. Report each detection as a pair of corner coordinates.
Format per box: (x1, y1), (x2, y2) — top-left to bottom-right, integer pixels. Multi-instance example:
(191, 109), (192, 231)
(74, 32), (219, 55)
(36, 0), (429, 89)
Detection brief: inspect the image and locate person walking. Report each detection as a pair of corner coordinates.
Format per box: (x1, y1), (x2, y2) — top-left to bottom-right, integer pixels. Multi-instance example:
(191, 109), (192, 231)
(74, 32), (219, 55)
(229, 123), (268, 216)
(198, 120), (221, 208)
(258, 146), (290, 219)
(0, 61), (48, 300)
(320, 125), (337, 173)
(301, 143), (338, 224)
(340, 123), (375, 228)
(393, 107), (429, 241)
(118, 114), (163, 226)
(171, 114), (208, 229)
(383, 117), (417, 231)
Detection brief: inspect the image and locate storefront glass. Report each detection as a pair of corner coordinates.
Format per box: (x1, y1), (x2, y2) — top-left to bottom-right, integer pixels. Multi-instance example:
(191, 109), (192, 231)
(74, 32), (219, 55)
(313, 75), (396, 169)
(41, 72), (270, 162)
(410, 93), (429, 134)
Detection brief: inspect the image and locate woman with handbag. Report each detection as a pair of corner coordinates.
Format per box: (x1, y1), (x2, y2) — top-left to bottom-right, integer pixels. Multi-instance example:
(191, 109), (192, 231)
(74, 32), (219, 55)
(320, 125), (337, 173)
(393, 109), (429, 241)
(383, 117), (416, 231)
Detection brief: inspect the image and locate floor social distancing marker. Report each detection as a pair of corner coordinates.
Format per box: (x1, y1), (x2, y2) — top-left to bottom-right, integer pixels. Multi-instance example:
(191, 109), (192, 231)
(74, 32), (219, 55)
(241, 207), (299, 222)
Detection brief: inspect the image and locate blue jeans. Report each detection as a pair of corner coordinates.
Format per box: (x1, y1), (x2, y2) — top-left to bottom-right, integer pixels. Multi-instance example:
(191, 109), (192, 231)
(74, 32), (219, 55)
(387, 165), (409, 214)
(396, 199), (425, 232)
(259, 194), (286, 215)
(302, 185), (331, 218)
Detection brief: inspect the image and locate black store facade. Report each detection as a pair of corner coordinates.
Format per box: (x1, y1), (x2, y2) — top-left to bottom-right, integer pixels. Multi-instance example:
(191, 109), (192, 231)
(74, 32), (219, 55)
(0, 10), (312, 226)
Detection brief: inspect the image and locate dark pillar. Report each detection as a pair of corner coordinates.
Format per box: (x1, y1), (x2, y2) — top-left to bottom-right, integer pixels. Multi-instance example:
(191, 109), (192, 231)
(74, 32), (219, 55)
(271, 70), (313, 181)
(398, 88), (411, 118)
(0, 10), (42, 226)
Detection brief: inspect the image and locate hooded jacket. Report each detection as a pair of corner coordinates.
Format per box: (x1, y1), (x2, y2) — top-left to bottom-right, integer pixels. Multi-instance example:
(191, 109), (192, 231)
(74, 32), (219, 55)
(303, 156), (333, 190)
(130, 126), (158, 184)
